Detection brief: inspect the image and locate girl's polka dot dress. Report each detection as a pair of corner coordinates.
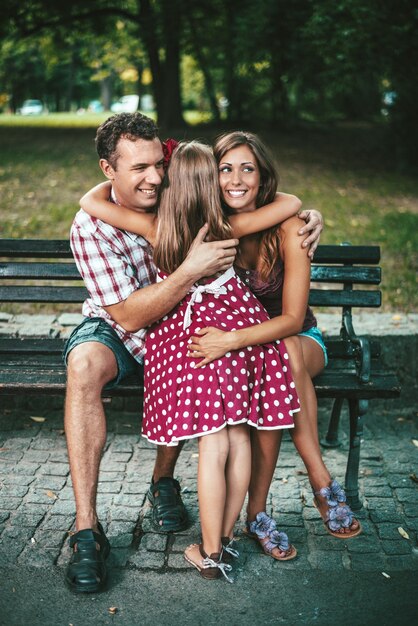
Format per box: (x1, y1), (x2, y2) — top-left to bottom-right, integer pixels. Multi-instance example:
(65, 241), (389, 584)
(142, 267), (300, 446)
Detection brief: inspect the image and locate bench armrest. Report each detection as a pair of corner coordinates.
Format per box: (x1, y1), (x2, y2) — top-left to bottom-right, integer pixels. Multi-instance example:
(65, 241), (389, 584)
(341, 309), (371, 384)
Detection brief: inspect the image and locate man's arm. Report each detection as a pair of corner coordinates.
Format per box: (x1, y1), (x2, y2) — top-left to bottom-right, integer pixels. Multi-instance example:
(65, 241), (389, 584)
(104, 225), (238, 332)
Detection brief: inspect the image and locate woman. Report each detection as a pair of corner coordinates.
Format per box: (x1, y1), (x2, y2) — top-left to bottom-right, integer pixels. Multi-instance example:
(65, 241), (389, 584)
(188, 131), (361, 560)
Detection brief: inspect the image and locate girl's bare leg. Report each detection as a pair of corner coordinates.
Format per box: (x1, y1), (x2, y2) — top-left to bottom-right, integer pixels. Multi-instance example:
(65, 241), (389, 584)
(221, 425), (251, 539)
(195, 428), (229, 556)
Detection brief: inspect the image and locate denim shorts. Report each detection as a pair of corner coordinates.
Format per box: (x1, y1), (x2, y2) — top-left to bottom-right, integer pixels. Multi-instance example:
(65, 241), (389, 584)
(298, 325), (328, 367)
(63, 317), (140, 389)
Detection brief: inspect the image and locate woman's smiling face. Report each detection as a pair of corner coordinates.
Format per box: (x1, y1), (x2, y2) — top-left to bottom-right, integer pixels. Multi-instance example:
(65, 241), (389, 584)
(218, 145), (260, 213)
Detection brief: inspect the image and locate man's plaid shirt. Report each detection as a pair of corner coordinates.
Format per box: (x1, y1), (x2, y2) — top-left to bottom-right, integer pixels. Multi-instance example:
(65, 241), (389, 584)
(70, 209), (157, 362)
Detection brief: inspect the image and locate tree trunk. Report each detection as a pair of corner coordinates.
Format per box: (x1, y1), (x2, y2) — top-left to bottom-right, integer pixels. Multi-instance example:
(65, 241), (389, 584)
(138, 0), (185, 129)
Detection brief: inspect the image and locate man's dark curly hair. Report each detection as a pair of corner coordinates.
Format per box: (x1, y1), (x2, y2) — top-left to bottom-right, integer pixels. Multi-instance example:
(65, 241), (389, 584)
(95, 112), (159, 168)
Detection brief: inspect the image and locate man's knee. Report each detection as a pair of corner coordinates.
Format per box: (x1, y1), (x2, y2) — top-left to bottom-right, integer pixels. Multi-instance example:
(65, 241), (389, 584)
(67, 342), (118, 390)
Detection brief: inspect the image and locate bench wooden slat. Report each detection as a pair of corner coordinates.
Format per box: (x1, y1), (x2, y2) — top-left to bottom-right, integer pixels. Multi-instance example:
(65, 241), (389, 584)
(309, 289), (381, 308)
(313, 245), (380, 264)
(0, 239), (73, 258)
(311, 266), (381, 284)
(314, 370), (400, 398)
(0, 338), (67, 354)
(0, 286), (88, 303)
(0, 240), (382, 265)
(0, 262), (82, 280)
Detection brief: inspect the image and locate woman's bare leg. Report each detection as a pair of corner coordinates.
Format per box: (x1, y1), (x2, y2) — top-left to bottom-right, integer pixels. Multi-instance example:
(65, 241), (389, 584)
(285, 335), (359, 534)
(247, 429), (283, 521)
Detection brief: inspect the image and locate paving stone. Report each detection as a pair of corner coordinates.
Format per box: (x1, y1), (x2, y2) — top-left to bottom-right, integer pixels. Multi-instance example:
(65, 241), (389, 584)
(49, 500), (75, 515)
(104, 452), (132, 463)
(384, 554), (418, 570)
(395, 488), (418, 503)
(1, 485), (29, 498)
(128, 548), (165, 569)
(308, 550), (346, 570)
(167, 552), (193, 569)
(308, 536), (347, 551)
(98, 471), (126, 482)
(122, 483), (148, 495)
(13, 463), (40, 475)
(17, 503), (51, 516)
(107, 521), (136, 536)
(380, 540), (413, 555)
(18, 546), (57, 567)
(110, 507), (140, 523)
(32, 529), (65, 549)
(349, 553), (387, 571)
(2, 475), (35, 486)
(100, 461), (128, 473)
(34, 476), (67, 491)
(110, 548), (130, 567)
(140, 533), (168, 552)
(41, 515), (74, 531)
(346, 537), (381, 553)
(170, 533), (202, 552)
(38, 463), (69, 476)
(388, 475), (415, 489)
(363, 486), (394, 498)
(0, 496), (21, 510)
(0, 511), (10, 524)
(25, 489), (58, 505)
(369, 509), (404, 524)
(23, 450), (50, 463)
(112, 493), (143, 507)
(0, 451), (24, 462)
(97, 482), (122, 494)
(108, 532), (133, 548)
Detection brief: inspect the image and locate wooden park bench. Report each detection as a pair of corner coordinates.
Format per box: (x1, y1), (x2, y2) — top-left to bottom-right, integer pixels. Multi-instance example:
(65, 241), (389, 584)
(0, 238), (401, 509)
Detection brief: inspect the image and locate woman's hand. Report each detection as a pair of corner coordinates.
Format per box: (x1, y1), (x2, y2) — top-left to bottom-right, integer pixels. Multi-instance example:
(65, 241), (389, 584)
(187, 327), (235, 368)
(297, 209), (323, 259)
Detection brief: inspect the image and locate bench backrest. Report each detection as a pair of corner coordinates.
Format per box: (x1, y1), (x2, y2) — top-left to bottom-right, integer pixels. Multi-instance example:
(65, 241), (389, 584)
(0, 239), (381, 309)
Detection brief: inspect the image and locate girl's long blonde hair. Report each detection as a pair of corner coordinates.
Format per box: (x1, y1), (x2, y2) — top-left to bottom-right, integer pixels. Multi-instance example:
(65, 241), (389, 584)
(213, 131), (281, 282)
(153, 141), (232, 274)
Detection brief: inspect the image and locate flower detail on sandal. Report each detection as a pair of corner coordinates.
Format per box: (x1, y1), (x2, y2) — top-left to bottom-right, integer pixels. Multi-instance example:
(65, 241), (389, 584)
(247, 512), (297, 560)
(314, 479), (362, 538)
(249, 513), (290, 552)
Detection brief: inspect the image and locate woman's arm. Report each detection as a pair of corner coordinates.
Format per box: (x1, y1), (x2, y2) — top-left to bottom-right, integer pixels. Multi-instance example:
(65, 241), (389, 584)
(188, 216), (311, 367)
(80, 181), (157, 243)
(228, 192), (301, 239)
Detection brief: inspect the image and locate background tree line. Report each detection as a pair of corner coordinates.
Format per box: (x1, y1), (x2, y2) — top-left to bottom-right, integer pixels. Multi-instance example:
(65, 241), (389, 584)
(1, 0), (417, 170)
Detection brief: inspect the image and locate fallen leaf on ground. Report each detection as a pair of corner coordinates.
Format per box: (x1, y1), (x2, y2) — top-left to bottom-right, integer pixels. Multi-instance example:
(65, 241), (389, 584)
(0, 448), (10, 452)
(412, 439), (418, 448)
(281, 478), (288, 484)
(409, 473), (418, 483)
(382, 572), (391, 579)
(108, 607), (117, 614)
(192, 453), (199, 458)
(398, 527), (410, 540)
(296, 470), (308, 475)
(31, 537), (36, 544)
(30, 416), (46, 423)
(46, 490), (57, 499)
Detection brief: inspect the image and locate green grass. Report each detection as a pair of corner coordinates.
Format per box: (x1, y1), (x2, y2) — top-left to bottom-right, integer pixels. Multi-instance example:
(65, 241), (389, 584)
(0, 116), (417, 311)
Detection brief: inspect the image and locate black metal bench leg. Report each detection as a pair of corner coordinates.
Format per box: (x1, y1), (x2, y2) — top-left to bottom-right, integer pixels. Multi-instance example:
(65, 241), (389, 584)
(321, 397), (344, 448)
(345, 398), (368, 511)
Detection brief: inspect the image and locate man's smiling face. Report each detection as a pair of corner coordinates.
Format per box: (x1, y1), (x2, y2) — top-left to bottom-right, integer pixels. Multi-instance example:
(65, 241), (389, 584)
(100, 136), (164, 212)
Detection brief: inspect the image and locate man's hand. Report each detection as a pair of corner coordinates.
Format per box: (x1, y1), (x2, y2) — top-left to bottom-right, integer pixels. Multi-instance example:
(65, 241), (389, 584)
(188, 327), (233, 368)
(297, 209), (323, 259)
(182, 224), (238, 282)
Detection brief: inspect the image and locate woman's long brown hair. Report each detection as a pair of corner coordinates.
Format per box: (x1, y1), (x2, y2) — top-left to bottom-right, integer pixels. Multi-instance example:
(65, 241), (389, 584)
(214, 131), (281, 282)
(153, 141), (232, 274)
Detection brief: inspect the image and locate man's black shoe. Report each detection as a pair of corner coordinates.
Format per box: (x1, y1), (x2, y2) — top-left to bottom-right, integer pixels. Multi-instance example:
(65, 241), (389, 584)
(65, 522), (110, 593)
(147, 477), (188, 533)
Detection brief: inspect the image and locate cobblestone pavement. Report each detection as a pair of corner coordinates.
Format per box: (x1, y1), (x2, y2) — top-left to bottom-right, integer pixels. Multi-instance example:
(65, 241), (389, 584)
(0, 401), (417, 580)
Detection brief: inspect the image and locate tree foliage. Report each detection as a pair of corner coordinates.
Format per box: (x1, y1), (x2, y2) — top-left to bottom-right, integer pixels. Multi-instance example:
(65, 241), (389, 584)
(0, 0), (417, 167)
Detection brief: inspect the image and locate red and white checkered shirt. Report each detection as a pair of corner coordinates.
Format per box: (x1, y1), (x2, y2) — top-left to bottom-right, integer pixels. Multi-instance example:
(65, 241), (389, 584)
(70, 209), (157, 362)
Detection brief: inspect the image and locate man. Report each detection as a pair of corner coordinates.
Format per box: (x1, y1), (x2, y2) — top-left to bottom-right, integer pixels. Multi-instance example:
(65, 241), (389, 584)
(64, 112), (323, 593)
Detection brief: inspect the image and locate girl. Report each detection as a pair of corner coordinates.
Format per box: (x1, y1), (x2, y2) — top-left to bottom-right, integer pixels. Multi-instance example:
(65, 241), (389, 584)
(80, 140), (301, 580)
(188, 132), (362, 558)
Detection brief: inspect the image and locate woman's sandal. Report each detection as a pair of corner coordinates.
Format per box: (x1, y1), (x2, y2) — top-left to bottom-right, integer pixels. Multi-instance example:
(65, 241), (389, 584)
(313, 479), (362, 539)
(221, 536), (240, 564)
(184, 543), (234, 583)
(244, 512), (297, 561)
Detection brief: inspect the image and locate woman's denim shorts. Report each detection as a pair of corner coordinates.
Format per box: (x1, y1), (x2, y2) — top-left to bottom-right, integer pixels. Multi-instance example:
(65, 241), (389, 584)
(62, 317), (140, 388)
(298, 325), (328, 367)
